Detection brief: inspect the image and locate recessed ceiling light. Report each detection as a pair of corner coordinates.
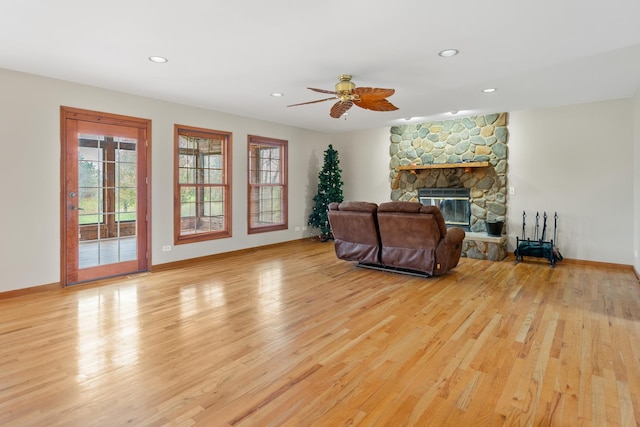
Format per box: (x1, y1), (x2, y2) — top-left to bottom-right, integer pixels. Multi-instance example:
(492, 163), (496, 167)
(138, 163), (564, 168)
(271, 92), (284, 97)
(482, 88), (497, 93)
(148, 56), (168, 63)
(438, 49), (459, 57)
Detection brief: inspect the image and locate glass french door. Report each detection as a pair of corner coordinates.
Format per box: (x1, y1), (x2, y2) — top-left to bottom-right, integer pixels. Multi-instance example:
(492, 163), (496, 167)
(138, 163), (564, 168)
(61, 107), (150, 285)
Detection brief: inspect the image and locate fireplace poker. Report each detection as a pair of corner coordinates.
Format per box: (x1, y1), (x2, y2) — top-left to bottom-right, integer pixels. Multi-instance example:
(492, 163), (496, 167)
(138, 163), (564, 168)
(540, 212), (548, 243)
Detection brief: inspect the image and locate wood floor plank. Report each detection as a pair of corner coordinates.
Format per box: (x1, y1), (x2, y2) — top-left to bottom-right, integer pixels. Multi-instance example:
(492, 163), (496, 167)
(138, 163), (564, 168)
(1, 239), (639, 426)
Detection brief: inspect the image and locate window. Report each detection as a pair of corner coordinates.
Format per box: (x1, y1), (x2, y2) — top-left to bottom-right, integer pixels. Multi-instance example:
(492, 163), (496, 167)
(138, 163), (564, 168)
(175, 125), (232, 244)
(248, 135), (288, 234)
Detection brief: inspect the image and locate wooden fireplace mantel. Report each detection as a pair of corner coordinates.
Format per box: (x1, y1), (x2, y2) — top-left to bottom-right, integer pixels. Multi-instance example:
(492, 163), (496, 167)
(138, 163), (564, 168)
(396, 161), (490, 173)
(393, 161), (490, 187)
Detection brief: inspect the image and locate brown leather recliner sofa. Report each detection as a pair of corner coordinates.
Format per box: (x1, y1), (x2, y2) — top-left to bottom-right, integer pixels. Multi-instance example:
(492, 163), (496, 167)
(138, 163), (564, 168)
(328, 201), (466, 277)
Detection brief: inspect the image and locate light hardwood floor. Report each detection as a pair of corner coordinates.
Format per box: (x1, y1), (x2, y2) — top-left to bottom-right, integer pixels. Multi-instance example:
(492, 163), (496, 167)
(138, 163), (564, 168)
(1, 239), (639, 426)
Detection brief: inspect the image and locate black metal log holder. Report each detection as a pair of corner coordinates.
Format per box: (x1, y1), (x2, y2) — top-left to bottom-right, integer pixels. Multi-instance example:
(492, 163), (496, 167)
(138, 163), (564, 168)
(514, 211), (564, 267)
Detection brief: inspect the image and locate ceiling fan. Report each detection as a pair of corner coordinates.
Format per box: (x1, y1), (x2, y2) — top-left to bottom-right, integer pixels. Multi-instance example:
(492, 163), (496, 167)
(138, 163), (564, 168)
(287, 74), (398, 118)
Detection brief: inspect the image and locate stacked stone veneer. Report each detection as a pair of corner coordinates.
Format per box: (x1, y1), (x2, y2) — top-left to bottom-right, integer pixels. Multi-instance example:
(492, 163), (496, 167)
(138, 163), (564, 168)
(389, 113), (509, 260)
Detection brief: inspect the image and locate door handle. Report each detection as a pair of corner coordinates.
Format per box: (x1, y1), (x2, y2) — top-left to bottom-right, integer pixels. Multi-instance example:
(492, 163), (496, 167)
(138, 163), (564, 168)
(69, 206), (85, 210)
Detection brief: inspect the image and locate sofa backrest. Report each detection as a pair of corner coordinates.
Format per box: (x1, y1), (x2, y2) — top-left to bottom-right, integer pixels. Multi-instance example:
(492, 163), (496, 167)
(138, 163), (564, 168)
(378, 202), (448, 235)
(328, 201), (380, 265)
(376, 201), (446, 274)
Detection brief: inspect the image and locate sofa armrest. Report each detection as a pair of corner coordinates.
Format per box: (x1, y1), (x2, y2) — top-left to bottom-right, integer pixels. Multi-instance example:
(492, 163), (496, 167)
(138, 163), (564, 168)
(444, 227), (465, 245)
(433, 227), (466, 275)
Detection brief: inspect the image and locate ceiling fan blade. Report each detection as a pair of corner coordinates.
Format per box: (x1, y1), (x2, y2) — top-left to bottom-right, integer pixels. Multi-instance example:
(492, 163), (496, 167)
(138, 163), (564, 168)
(353, 87), (396, 100)
(308, 87), (338, 95)
(287, 97), (336, 107)
(330, 100), (353, 118)
(353, 98), (399, 112)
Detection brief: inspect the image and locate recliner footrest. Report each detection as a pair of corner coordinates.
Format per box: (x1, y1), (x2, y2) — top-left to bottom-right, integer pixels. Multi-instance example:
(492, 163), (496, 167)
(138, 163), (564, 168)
(355, 262), (432, 278)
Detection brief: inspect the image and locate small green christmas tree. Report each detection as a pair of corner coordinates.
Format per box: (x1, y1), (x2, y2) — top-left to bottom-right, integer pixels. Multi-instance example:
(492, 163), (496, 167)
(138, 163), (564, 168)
(308, 144), (344, 240)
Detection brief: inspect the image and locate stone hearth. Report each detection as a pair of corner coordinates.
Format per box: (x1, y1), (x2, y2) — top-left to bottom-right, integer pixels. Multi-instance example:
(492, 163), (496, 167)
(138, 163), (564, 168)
(463, 232), (508, 261)
(389, 113), (509, 260)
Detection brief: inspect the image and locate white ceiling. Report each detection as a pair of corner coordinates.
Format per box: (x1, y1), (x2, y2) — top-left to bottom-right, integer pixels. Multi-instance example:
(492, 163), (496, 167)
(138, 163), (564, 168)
(2, 0), (640, 133)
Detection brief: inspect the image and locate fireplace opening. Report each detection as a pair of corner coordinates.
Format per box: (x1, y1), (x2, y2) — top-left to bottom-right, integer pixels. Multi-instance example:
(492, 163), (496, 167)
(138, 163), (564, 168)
(418, 187), (471, 230)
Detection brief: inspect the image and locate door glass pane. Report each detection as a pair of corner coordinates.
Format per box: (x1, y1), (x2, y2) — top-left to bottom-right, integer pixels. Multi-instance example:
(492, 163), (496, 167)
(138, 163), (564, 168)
(78, 135), (137, 269)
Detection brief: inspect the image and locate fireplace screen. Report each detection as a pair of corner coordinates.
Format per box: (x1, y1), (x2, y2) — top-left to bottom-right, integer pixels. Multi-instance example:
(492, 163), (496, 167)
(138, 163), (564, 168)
(418, 187), (471, 229)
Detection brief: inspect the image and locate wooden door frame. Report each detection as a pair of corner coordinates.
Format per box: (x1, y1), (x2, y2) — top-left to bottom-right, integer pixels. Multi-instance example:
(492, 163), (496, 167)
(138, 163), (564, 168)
(60, 106), (152, 286)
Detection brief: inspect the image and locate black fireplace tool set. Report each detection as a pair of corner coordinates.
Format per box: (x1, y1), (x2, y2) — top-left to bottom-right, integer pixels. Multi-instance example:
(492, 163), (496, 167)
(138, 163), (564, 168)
(514, 211), (563, 267)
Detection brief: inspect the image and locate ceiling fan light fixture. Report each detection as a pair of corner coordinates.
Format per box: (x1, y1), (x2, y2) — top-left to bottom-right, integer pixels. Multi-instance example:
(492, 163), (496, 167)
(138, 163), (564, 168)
(438, 49), (459, 57)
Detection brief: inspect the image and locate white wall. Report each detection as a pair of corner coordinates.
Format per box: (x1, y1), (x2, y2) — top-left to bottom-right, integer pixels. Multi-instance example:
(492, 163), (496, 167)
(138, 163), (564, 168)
(0, 68), (331, 292)
(335, 99), (635, 265)
(508, 100), (633, 264)
(634, 90), (640, 275)
(332, 128), (392, 204)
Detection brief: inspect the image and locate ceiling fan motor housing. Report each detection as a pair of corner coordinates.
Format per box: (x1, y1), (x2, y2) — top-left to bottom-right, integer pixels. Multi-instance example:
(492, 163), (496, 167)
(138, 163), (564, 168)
(287, 74), (397, 118)
(335, 74), (356, 95)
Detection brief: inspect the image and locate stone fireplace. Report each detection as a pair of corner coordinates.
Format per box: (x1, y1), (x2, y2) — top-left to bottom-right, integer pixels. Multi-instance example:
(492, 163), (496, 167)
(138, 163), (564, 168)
(389, 113), (509, 260)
